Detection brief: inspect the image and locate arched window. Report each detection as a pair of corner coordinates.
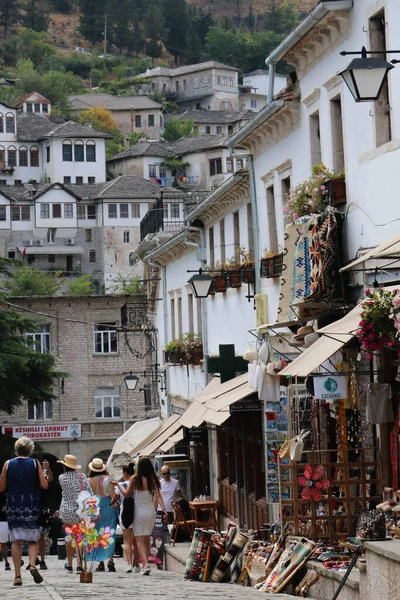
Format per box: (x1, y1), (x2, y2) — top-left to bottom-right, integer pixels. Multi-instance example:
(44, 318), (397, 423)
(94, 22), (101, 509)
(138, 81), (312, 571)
(74, 140), (84, 162)
(0, 145), (5, 169)
(0, 113), (4, 134)
(30, 145), (39, 167)
(5, 113), (15, 134)
(19, 146), (28, 167)
(7, 146), (17, 167)
(62, 140), (72, 162)
(86, 140), (96, 162)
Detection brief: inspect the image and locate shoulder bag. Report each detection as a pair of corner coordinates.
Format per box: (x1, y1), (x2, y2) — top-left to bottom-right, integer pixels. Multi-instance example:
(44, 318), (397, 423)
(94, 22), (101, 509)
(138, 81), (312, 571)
(121, 483), (135, 529)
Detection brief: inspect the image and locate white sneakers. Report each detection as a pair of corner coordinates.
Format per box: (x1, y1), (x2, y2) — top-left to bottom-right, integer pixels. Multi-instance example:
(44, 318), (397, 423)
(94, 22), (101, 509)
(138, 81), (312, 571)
(140, 565), (151, 576)
(133, 566), (141, 573)
(125, 565), (133, 573)
(126, 565), (142, 573)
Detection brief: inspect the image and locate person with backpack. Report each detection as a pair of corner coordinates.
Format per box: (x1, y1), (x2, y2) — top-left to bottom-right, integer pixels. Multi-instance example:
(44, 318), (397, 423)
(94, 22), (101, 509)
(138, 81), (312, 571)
(111, 463), (140, 573)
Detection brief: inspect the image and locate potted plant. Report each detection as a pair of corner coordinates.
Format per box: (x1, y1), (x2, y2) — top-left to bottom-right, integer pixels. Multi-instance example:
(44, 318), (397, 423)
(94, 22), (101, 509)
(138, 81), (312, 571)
(213, 262), (228, 293)
(260, 249), (284, 279)
(183, 333), (203, 365)
(356, 288), (400, 359)
(284, 163), (345, 222)
(165, 339), (182, 364)
(238, 247), (255, 284)
(225, 256), (242, 288)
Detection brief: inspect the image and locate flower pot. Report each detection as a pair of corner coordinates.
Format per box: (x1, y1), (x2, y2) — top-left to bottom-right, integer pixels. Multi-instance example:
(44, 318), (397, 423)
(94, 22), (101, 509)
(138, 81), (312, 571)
(227, 270), (241, 288)
(214, 274), (227, 293)
(241, 265), (255, 284)
(193, 347), (203, 365)
(327, 177), (346, 207)
(80, 571), (93, 583)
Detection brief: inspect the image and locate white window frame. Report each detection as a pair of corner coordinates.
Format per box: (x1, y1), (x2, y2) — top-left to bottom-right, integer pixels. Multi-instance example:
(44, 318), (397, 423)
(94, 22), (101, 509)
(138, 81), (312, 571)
(123, 231), (130, 243)
(64, 203), (73, 218)
(93, 324), (118, 355)
(95, 388), (120, 419)
(131, 203), (140, 218)
(40, 204), (50, 219)
(108, 204), (117, 219)
(170, 203), (180, 219)
(120, 204), (129, 218)
(26, 324), (51, 353)
(28, 399), (53, 421)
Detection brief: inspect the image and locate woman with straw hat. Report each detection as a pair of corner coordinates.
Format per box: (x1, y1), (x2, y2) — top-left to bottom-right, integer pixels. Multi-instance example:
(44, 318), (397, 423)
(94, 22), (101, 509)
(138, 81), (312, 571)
(87, 458), (117, 573)
(57, 454), (92, 573)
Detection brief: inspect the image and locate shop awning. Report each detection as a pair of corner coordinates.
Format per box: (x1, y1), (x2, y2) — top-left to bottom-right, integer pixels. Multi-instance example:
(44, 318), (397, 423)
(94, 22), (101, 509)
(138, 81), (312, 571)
(17, 245), (85, 255)
(159, 427), (184, 452)
(340, 234), (400, 272)
(136, 413), (182, 457)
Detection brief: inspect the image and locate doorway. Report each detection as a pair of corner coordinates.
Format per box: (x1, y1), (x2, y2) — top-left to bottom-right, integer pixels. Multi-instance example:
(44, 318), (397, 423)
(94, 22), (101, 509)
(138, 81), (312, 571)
(66, 255), (73, 274)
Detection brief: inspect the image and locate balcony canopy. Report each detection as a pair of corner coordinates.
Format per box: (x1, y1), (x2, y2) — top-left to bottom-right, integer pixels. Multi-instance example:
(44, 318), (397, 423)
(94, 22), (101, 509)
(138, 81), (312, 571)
(18, 245), (85, 255)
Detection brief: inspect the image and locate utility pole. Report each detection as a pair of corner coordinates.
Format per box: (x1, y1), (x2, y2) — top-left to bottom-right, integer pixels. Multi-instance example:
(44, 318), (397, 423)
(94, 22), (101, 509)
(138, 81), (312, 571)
(103, 14), (107, 58)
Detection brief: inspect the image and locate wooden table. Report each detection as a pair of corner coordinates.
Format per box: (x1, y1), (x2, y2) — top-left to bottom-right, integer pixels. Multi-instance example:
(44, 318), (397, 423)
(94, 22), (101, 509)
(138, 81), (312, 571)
(189, 500), (219, 531)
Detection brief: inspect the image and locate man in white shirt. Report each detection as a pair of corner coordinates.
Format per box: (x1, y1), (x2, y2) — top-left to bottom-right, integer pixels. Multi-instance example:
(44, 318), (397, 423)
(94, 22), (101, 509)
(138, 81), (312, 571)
(159, 466), (182, 523)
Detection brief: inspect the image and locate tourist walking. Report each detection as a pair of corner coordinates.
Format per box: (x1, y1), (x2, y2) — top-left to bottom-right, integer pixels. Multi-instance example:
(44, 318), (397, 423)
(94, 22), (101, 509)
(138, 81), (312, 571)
(58, 454), (92, 573)
(114, 457), (167, 576)
(0, 436), (48, 586)
(111, 463), (140, 573)
(49, 510), (63, 555)
(159, 465), (182, 524)
(87, 458), (117, 572)
(0, 491), (10, 571)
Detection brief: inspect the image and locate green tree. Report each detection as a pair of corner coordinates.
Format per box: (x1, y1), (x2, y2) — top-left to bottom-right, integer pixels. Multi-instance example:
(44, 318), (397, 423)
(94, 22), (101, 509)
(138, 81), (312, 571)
(128, 131), (149, 145)
(18, 28), (56, 68)
(0, 311), (64, 414)
(162, 0), (188, 65)
(262, 0), (299, 34)
(163, 118), (196, 142)
(143, 3), (165, 59)
(49, 0), (74, 12)
(245, 4), (255, 30)
(23, 0), (50, 32)
(5, 266), (61, 296)
(0, 0), (21, 37)
(66, 275), (96, 295)
(110, 274), (144, 294)
(78, 0), (107, 44)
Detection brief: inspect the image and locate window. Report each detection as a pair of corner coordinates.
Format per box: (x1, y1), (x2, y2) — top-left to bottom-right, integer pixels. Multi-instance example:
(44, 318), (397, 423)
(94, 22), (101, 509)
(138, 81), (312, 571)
(233, 211), (240, 256)
(171, 203), (180, 219)
(0, 206), (5, 221)
(64, 203), (73, 218)
(170, 297), (175, 340)
(74, 141), (84, 162)
(309, 111), (321, 166)
(7, 147), (16, 166)
(0, 147), (4, 168)
(149, 165), (157, 178)
(209, 158), (222, 176)
(222, 76), (227, 86)
(19, 147), (28, 166)
(52, 204), (61, 218)
(148, 114), (154, 127)
(329, 96), (344, 171)
(48, 254), (55, 263)
(251, 99), (257, 109)
(42, 103), (48, 114)
(34, 103), (41, 113)
(27, 103), (33, 113)
(12, 206), (30, 221)
(88, 177), (95, 184)
(123, 231), (130, 243)
(175, 81), (179, 92)
(209, 226), (215, 269)
(131, 203), (140, 218)
(40, 204), (50, 219)
(266, 185), (278, 253)
(228, 77), (234, 87)
(108, 204), (117, 218)
(87, 205), (96, 219)
(159, 165), (167, 179)
(221, 101), (231, 110)
(63, 176), (71, 184)
(370, 10), (392, 146)
(183, 79), (187, 90)
(14, 180), (22, 186)
(236, 158), (243, 170)
(177, 296), (183, 338)
(0, 179), (5, 185)
(89, 250), (96, 262)
(205, 126), (211, 134)
(281, 176), (291, 225)
(5, 114), (15, 133)
(46, 145), (50, 163)
(217, 76), (222, 85)
(8, 250), (15, 258)
(86, 142), (96, 162)
(135, 115), (141, 128)
(47, 228), (56, 243)
(95, 388), (120, 418)
(77, 205), (85, 219)
(120, 204), (129, 218)
(63, 141), (72, 161)
(220, 219), (226, 264)
(226, 158), (233, 173)
(193, 125), (198, 133)
(26, 324), (51, 354)
(27, 255), (35, 264)
(162, 83), (167, 92)
(228, 125), (233, 135)
(28, 399), (53, 421)
(94, 324), (118, 354)
(216, 126), (222, 134)
(85, 229), (92, 242)
(0, 116), (3, 134)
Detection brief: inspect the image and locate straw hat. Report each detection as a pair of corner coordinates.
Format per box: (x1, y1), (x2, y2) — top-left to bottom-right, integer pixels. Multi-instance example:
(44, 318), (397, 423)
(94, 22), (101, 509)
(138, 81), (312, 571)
(303, 332), (320, 348)
(57, 454), (81, 470)
(88, 457), (106, 473)
(293, 325), (315, 342)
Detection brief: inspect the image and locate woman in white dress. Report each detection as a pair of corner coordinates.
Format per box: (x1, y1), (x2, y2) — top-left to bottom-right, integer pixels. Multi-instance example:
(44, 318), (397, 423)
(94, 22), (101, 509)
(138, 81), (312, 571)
(111, 463), (140, 573)
(114, 457), (167, 575)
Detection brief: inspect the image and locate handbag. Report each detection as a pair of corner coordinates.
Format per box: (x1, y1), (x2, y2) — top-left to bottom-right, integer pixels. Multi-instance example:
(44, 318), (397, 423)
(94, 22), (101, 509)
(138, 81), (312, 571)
(121, 485), (135, 528)
(36, 459), (52, 528)
(289, 430), (310, 462)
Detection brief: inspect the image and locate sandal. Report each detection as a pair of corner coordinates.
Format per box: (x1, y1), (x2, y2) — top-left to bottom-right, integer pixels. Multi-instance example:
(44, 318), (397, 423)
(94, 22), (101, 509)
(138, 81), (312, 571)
(13, 576), (22, 586)
(108, 559), (116, 572)
(29, 565), (43, 584)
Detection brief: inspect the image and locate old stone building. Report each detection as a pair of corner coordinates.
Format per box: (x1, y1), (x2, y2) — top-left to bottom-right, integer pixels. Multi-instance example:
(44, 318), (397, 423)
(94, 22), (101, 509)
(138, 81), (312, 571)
(0, 294), (154, 470)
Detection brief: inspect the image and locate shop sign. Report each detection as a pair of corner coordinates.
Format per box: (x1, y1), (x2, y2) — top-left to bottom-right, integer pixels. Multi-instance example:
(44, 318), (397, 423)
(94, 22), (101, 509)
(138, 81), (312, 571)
(313, 376), (347, 401)
(1, 423), (82, 440)
(230, 396), (262, 413)
(188, 427), (206, 441)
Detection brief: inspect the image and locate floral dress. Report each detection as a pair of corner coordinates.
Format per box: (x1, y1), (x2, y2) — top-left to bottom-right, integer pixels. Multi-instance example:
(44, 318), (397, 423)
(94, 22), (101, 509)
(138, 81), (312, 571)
(59, 471), (92, 525)
(6, 457), (40, 542)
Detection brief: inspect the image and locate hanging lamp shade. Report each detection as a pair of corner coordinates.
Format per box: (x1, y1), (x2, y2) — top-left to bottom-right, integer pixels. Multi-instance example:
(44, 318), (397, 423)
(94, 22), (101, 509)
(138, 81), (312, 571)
(339, 47), (394, 102)
(187, 268), (214, 298)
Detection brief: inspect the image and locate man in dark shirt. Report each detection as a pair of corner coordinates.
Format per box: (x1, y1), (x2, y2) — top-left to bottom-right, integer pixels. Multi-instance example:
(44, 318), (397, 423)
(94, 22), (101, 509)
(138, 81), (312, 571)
(49, 510), (63, 555)
(0, 492), (10, 570)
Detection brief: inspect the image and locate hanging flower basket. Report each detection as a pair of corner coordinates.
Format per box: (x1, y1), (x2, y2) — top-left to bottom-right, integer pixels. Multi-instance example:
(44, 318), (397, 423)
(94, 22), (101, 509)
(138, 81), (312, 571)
(227, 269), (242, 288)
(241, 264), (255, 284)
(213, 273), (227, 293)
(356, 288), (400, 358)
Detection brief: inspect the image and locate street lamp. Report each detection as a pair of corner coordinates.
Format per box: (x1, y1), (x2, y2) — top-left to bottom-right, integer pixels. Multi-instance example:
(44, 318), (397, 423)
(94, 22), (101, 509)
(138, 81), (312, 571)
(187, 268), (214, 298)
(339, 46), (395, 102)
(124, 373), (139, 391)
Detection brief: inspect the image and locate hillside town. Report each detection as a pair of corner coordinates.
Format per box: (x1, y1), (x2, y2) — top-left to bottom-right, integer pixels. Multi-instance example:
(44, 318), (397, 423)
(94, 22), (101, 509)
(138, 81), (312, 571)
(0, 0), (400, 598)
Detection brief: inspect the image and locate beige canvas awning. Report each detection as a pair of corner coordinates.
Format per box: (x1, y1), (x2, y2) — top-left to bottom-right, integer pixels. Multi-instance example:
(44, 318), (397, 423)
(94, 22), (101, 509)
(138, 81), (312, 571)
(340, 234), (400, 272)
(159, 427), (184, 452)
(137, 414), (182, 457)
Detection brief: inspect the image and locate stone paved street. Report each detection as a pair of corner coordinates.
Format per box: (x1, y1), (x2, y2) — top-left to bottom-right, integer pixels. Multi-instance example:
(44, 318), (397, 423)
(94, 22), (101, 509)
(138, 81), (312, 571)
(0, 555), (293, 600)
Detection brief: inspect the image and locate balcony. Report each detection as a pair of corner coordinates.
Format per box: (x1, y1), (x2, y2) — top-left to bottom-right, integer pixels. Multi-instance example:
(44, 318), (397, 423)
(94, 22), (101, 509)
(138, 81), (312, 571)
(0, 162), (15, 173)
(140, 195), (186, 241)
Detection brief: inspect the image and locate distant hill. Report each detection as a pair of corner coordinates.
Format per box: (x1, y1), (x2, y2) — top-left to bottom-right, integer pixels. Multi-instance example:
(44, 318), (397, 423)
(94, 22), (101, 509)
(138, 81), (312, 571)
(187, 0), (318, 20)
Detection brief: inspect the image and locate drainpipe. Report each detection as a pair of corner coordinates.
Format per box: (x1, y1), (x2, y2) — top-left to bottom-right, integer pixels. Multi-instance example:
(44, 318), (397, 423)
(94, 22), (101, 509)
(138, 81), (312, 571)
(267, 62), (275, 105)
(229, 151), (261, 295)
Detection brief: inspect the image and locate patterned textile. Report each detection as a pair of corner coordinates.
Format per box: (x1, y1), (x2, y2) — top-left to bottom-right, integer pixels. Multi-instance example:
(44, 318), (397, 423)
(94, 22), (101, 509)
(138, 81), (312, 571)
(290, 218), (315, 317)
(186, 529), (212, 581)
(277, 223), (299, 322)
(184, 529), (201, 579)
(6, 457), (40, 541)
(211, 531), (250, 583)
(230, 539), (250, 583)
(365, 384), (394, 424)
(306, 213), (343, 302)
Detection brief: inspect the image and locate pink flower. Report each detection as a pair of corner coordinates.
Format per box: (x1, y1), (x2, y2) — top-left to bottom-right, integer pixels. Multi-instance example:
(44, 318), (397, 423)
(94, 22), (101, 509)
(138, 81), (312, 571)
(321, 185), (326, 191)
(292, 212), (298, 219)
(367, 354), (373, 360)
(313, 187), (319, 193)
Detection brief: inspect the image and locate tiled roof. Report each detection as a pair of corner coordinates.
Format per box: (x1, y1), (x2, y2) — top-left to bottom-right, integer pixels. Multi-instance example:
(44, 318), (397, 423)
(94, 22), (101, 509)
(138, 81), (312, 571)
(96, 176), (182, 199)
(138, 61), (239, 78)
(108, 134), (229, 162)
(166, 110), (254, 125)
(242, 69), (269, 77)
(16, 114), (110, 141)
(274, 83), (300, 102)
(16, 91), (51, 106)
(68, 93), (162, 111)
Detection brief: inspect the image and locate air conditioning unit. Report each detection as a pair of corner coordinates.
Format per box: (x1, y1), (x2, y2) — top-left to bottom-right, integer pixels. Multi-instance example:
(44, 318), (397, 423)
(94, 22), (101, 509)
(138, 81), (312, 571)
(34, 239), (44, 247)
(24, 240), (33, 247)
(65, 238), (75, 245)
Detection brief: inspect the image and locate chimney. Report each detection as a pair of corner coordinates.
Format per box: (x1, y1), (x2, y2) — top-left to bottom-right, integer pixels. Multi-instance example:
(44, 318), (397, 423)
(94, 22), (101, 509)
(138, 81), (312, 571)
(124, 138), (129, 151)
(85, 121), (92, 129)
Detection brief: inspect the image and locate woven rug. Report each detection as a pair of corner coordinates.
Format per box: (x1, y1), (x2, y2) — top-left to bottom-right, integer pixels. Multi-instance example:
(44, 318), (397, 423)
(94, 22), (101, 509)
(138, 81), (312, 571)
(307, 213), (343, 302)
(187, 529), (213, 581)
(211, 531), (250, 583)
(277, 223), (300, 322)
(290, 218), (315, 318)
(184, 529), (201, 579)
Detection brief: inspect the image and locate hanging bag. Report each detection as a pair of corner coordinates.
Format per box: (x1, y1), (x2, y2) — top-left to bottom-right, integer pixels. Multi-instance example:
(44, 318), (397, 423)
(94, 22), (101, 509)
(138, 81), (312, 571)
(121, 482), (135, 529)
(290, 430), (310, 462)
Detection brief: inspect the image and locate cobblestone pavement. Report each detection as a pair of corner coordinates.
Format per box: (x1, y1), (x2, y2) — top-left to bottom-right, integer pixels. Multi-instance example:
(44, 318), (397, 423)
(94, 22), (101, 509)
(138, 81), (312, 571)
(0, 555), (290, 600)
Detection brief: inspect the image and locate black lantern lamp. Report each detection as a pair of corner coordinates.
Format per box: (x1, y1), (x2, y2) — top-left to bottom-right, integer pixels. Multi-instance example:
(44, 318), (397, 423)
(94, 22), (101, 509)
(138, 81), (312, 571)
(339, 46), (394, 102)
(187, 268), (214, 298)
(124, 373), (139, 391)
